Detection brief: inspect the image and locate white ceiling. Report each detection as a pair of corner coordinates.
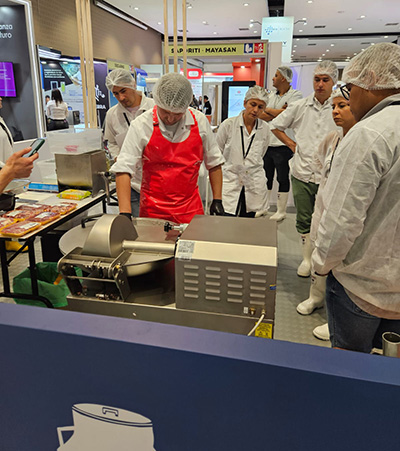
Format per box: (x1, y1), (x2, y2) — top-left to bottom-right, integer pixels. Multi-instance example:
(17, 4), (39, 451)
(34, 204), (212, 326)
(104, 0), (400, 62)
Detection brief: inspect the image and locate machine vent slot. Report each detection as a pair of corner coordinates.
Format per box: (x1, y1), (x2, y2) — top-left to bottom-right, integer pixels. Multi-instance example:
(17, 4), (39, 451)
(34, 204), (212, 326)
(206, 273), (221, 279)
(250, 285), (266, 291)
(184, 264), (199, 270)
(228, 276), (243, 282)
(184, 271), (199, 277)
(250, 293), (266, 299)
(228, 268), (244, 274)
(206, 281), (221, 287)
(250, 278), (266, 284)
(250, 300), (265, 306)
(184, 293), (198, 299)
(184, 279), (198, 284)
(205, 296), (220, 301)
(251, 270), (267, 276)
(227, 297), (243, 303)
(228, 291), (243, 296)
(205, 266), (221, 272)
(206, 288), (221, 294)
(228, 283), (243, 289)
(185, 286), (199, 292)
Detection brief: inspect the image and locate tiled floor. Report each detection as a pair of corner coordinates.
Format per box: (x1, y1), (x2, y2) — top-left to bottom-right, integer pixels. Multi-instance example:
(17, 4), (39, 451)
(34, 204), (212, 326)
(0, 207), (329, 348)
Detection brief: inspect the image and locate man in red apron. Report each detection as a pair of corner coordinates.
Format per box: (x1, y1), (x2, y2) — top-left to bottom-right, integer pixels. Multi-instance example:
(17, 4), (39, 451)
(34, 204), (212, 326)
(111, 73), (225, 224)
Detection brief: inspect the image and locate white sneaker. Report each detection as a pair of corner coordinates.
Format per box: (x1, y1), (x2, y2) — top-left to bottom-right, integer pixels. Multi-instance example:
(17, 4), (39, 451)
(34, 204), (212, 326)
(313, 322), (330, 341)
(297, 233), (312, 277)
(296, 274), (326, 315)
(270, 192), (289, 222)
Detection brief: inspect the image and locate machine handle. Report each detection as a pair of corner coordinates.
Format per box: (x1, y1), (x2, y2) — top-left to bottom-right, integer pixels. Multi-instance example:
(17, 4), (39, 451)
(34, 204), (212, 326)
(57, 426), (74, 445)
(102, 406), (119, 417)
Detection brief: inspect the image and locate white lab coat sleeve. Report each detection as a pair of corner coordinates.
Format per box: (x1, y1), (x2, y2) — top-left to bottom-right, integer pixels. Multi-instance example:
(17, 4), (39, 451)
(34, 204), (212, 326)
(291, 90), (303, 103)
(312, 126), (388, 275)
(216, 119), (229, 154)
(199, 114), (225, 170)
(103, 114), (120, 159)
(269, 102), (297, 131)
(109, 114), (151, 180)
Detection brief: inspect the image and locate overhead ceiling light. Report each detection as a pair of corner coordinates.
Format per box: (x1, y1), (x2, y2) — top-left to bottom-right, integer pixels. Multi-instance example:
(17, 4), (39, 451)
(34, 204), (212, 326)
(299, 29), (303, 32)
(134, 7), (139, 10)
(255, 59), (260, 62)
(157, 21), (161, 25)
(331, 44), (335, 46)
(293, 50), (296, 53)
(296, 38), (300, 41)
(188, 5), (193, 8)
(318, 58), (322, 62)
(213, 31), (217, 34)
(241, 65), (246, 69)
(326, 49), (330, 52)
(371, 43), (375, 45)
(322, 53), (325, 56)
(202, 21), (208, 25)
(250, 19), (254, 22)
(249, 23), (254, 28)
(308, 0), (313, 3)
(294, 45), (297, 47)
(354, 52), (357, 55)
(361, 48), (365, 51)
(94, 1), (148, 30)
(253, 30), (257, 33)
(302, 17), (307, 20)
(360, 15), (366, 18)
(243, 2), (249, 6)
(348, 27), (352, 31)
(384, 35), (388, 38)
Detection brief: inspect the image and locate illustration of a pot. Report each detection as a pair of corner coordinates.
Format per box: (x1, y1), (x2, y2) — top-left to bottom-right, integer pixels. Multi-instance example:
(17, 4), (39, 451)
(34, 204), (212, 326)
(57, 403), (156, 450)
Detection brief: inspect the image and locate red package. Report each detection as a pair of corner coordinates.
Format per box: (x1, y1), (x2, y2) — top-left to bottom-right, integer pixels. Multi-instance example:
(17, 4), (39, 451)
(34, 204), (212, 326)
(3, 209), (39, 221)
(16, 204), (51, 213)
(1, 221), (40, 237)
(30, 211), (60, 225)
(0, 217), (16, 231)
(49, 202), (77, 215)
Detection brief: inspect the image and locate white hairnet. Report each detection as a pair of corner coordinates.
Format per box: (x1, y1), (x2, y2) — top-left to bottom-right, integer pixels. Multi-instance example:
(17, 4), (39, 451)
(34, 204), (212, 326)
(277, 66), (293, 83)
(314, 61), (338, 84)
(153, 73), (193, 113)
(244, 85), (269, 105)
(105, 68), (137, 91)
(343, 43), (400, 90)
(330, 87), (347, 104)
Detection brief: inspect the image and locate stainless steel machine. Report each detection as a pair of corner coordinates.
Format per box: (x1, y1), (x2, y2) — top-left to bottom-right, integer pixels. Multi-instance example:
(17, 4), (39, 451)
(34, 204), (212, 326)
(59, 215), (277, 337)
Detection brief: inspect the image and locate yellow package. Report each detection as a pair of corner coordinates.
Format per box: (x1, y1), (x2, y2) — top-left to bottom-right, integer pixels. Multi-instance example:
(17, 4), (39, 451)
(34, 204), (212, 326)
(57, 189), (91, 200)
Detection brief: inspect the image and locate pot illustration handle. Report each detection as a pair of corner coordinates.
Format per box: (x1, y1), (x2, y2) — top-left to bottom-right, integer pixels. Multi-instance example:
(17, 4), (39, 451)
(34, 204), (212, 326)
(57, 426), (74, 446)
(102, 406), (119, 417)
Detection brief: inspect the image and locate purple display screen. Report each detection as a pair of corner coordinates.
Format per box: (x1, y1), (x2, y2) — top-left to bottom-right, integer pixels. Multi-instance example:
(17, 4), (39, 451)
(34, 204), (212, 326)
(0, 62), (17, 97)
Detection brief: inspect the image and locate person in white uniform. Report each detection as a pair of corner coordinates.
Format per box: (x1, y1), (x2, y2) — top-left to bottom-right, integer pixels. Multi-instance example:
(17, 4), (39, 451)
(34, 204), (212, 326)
(111, 73), (225, 223)
(0, 96), (14, 164)
(216, 86), (271, 217)
(296, 89), (356, 341)
(270, 61), (338, 277)
(104, 68), (155, 217)
(260, 67), (302, 221)
(46, 89), (69, 131)
(312, 43), (400, 353)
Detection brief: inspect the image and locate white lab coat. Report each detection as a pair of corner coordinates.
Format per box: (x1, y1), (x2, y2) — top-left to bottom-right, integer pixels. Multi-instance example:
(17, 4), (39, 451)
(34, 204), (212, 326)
(104, 94), (154, 192)
(0, 116), (13, 164)
(313, 94), (400, 319)
(217, 112), (270, 215)
(270, 94), (338, 184)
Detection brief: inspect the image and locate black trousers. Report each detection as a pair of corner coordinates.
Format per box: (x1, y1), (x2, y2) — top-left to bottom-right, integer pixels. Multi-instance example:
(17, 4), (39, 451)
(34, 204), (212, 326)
(225, 187), (255, 218)
(263, 145), (293, 192)
(47, 119), (69, 131)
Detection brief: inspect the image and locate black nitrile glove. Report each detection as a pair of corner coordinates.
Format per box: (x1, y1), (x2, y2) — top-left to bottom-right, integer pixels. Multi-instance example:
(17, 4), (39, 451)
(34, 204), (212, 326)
(119, 212), (132, 220)
(210, 199), (224, 216)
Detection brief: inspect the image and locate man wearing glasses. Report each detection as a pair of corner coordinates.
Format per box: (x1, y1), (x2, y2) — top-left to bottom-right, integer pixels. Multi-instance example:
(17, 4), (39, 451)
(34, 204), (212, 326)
(312, 43), (400, 353)
(269, 61), (339, 278)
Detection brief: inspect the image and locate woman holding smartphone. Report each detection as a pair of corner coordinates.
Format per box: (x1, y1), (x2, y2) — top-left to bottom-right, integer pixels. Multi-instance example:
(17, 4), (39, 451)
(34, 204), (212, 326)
(46, 89), (69, 131)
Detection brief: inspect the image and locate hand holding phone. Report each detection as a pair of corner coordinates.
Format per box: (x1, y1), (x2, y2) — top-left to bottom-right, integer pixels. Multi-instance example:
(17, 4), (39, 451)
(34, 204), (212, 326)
(27, 138), (45, 157)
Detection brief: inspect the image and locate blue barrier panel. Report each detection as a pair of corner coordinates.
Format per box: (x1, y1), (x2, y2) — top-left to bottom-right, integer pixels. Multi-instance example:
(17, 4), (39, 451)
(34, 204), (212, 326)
(0, 303), (399, 450)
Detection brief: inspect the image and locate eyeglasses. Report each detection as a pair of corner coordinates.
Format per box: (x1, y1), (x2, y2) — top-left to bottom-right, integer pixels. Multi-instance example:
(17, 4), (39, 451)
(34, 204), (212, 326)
(340, 84), (351, 100)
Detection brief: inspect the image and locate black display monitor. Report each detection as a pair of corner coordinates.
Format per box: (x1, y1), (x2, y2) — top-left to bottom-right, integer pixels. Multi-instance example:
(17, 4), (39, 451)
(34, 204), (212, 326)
(221, 80), (256, 122)
(0, 62), (17, 97)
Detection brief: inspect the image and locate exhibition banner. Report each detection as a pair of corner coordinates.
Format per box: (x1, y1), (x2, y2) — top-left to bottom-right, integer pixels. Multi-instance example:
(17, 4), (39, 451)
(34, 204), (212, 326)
(169, 42), (265, 57)
(261, 16), (294, 63)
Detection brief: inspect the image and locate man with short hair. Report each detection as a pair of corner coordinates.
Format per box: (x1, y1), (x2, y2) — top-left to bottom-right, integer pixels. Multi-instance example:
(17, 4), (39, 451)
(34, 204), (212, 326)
(203, 95), (212, 115)
(104, 68), (155, 216)
(270, 61), (338, 277)
(312, 43), (400, 353)
(260, 66), (302, 221)
(111, 73), (225, 224)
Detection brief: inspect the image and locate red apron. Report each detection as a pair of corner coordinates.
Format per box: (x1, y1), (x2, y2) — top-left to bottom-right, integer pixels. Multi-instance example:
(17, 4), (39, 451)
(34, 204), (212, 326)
(140, 106), (204, 224)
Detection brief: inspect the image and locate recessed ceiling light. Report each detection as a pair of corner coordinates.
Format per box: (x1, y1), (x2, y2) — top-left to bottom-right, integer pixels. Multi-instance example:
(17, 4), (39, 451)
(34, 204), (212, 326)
(354, 52), (357, 55)
(202, 21), (208, 24)
(157, 21), (161, 25)
(294, 45), (297, 47)
(331, 44), (335, 46)
(253, 30), (257, 33)
(302, 17), (307, 20)
(384, 35), (388, 38)
(322, 53), (325, 56)
(250, 19), (254, 22)
(293, 50), (296, 53)
(241, 66), (245, 69)
(255, 59), (260, 62)
(308, 1), (313, 3)
(360, 15), (366, 18)
(243, 2), (249, 6)
(134, 7), (139, 10)
(296, 38), (300, 41)
(318, 58), (322, 62)
(188, 5), (192, 8)
(348, 27), (352, 31)
(249, 23), (254, 28)
(213, 31), (217, 34)
(361, 48), (365, 51)
(299, 29), (303, 32)
(326, 49), (330, 52)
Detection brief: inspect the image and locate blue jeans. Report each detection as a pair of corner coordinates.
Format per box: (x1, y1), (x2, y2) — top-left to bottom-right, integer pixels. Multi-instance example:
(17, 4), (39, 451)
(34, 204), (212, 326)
(130, 188), (140, 217)
(326, 272), (400, 353)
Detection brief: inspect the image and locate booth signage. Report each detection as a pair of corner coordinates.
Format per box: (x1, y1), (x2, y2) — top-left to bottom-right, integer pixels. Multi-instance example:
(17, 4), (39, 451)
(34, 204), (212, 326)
(169, 42), (265, 57)
(261, 16), (294, 63)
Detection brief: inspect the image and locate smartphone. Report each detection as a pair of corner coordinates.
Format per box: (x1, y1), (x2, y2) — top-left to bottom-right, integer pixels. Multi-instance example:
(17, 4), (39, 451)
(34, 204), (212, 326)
(27, 138), (45, 157)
